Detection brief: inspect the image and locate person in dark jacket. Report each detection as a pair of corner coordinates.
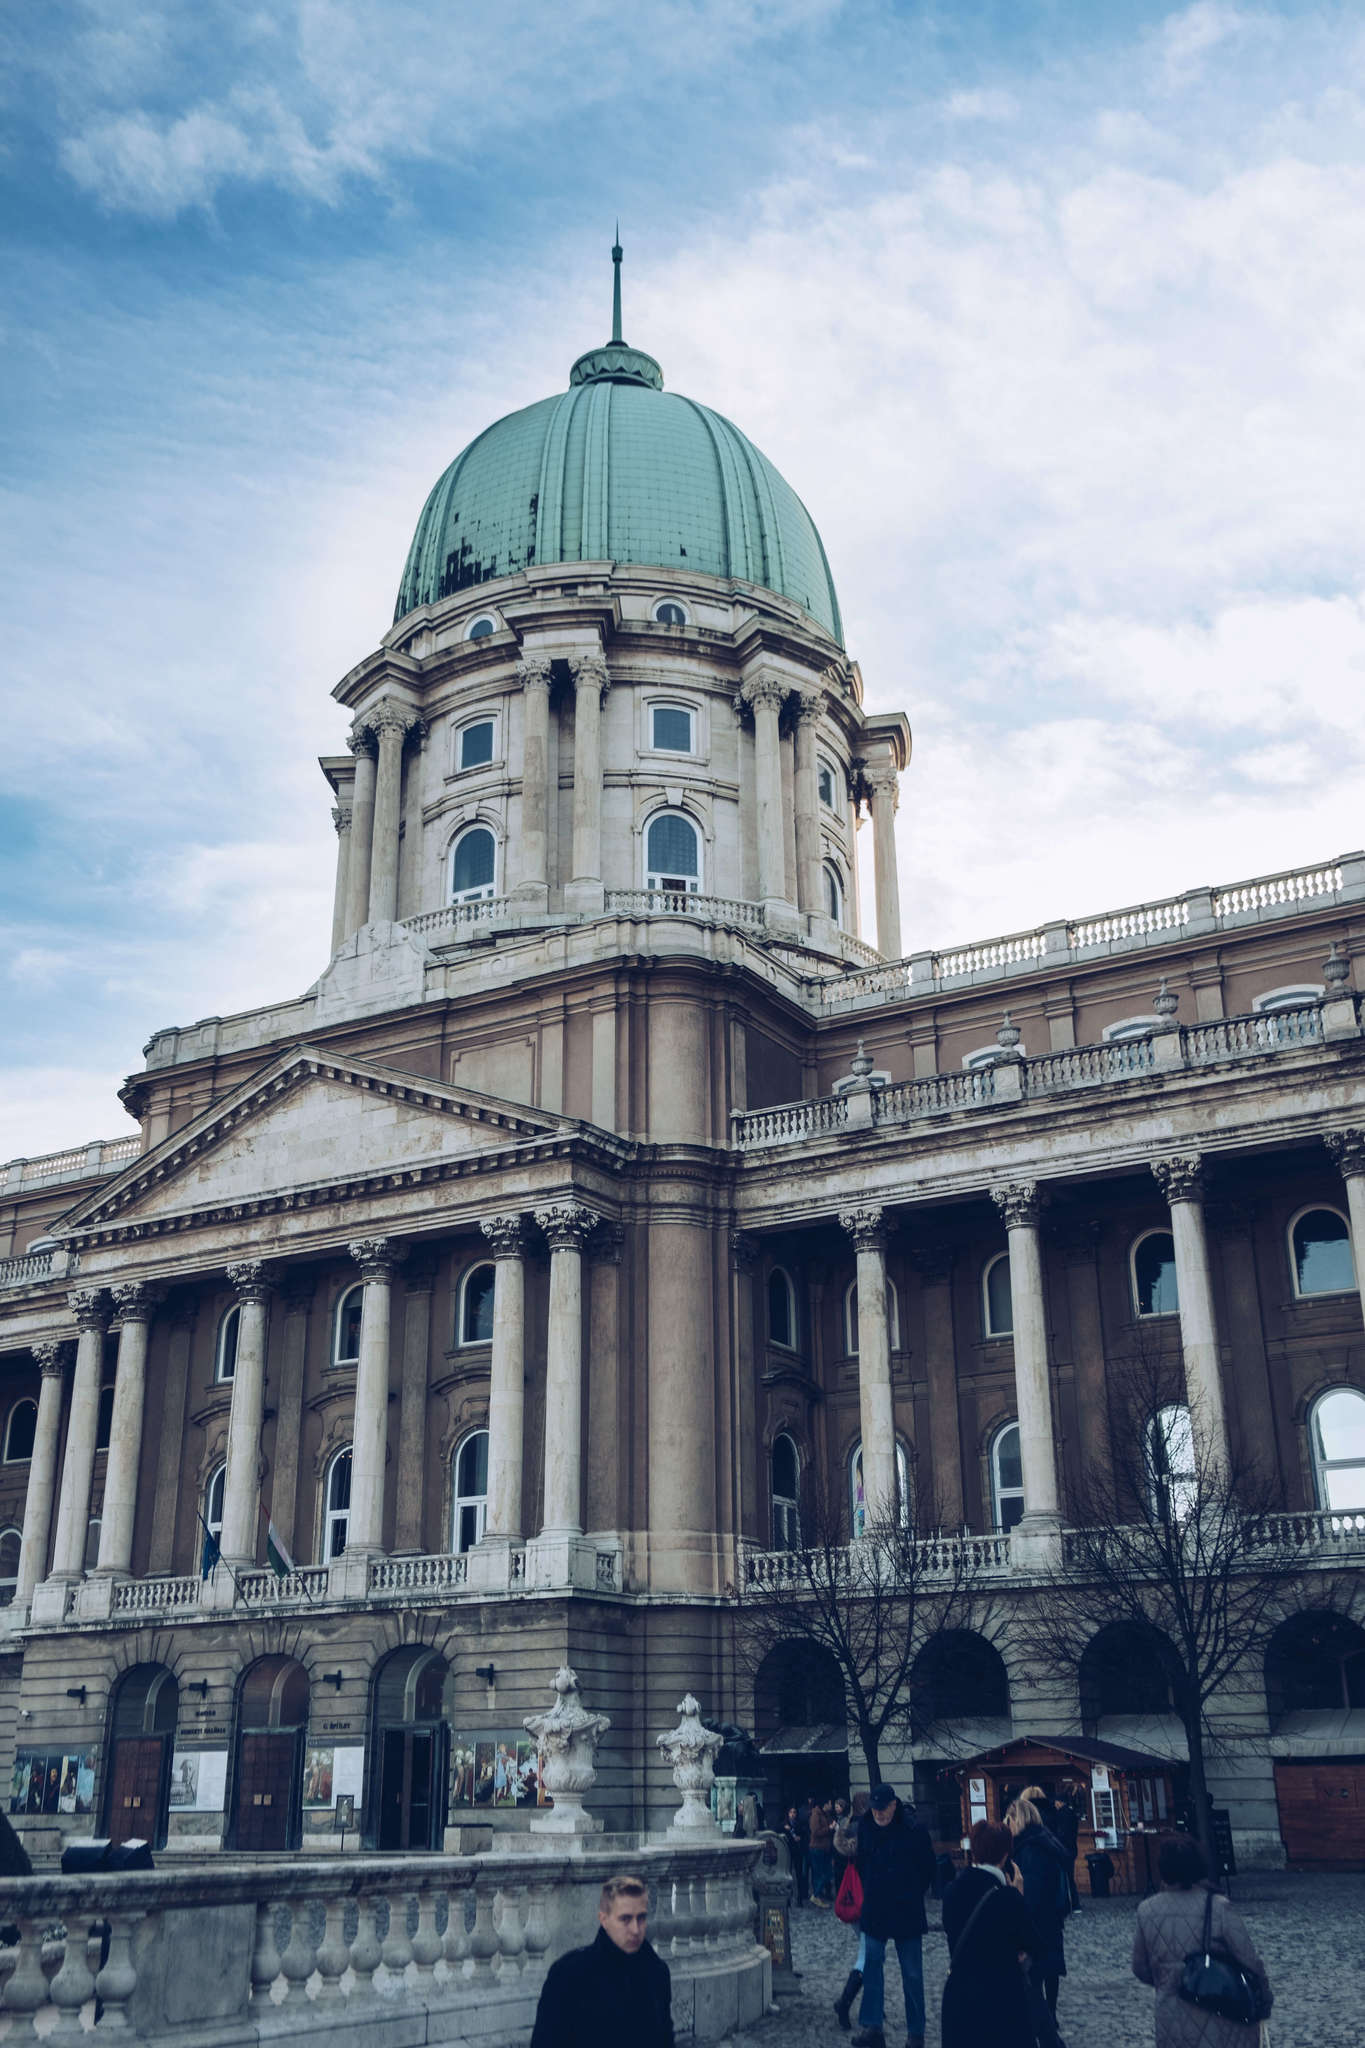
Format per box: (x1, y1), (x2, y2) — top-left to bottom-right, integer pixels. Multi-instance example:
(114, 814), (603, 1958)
(1050, 1787), (1081, 1912)
(530, 1873), (673, 2048)
(941, 1820), (1043, 2048)
(782, 1803), (809, 1904)
(850, 1782), (935, 2048)
(1005, 1794), (1071, 2016)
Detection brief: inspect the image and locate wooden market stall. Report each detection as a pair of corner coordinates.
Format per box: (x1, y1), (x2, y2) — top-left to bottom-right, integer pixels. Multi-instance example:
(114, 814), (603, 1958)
(949, 1735), (1187, 1896)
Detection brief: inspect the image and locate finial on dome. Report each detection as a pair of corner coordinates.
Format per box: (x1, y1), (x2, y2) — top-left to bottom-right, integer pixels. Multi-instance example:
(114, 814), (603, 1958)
(569, 232), (664, 391)
(612, 224), (623, 345)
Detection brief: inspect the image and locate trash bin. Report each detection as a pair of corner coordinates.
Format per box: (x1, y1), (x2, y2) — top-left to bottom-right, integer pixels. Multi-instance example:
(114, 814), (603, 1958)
(60, 1838), (154, 1874)
(1085, 1850), (1115, 1898)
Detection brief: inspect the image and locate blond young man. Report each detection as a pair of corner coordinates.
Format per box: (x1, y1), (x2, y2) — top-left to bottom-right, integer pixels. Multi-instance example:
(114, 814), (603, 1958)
(530, 1873), (673, 2048)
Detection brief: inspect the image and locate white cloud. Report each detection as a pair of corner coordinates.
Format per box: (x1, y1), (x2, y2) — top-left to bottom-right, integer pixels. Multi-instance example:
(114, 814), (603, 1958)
(0, 1068), (137, 1160)
(1157, 3), (1252, 88)
(943, 89), (1018, 123)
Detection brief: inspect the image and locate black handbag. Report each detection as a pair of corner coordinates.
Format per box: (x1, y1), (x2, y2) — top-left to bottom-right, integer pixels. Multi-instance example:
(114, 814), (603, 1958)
(1177, 1887), (1263, 2026)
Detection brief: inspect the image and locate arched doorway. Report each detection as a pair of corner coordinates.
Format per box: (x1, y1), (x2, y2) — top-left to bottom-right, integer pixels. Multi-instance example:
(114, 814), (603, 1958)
(1079, 1621), (1184, 1726)
(105, 1664), (178, 1847)
(371, 1646), (450, 1850)
(753, 1641), (849, 1813)
(232, 1656), (309, 1851)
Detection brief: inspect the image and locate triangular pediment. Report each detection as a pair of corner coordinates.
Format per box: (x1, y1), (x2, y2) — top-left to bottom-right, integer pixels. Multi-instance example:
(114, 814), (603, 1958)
(59, 1047), (567, 1233)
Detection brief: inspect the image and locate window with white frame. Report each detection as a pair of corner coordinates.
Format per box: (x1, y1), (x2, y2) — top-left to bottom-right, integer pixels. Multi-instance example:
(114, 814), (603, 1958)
(1103, 1017), (1160, 1042)
(457, 717), (495, 771)
(652, 599), (688, 626)
(650, 702), (695, 754)
(203, 1462), (226, 1569)
(324, 1448), (352, 1559)
(3, 1399), (37, 1463)
(844, 1278), (901, 1355)
(983, 1252), (1013, 1338)
(1290, 1207), (1356, 1298)
(817, 757), (839, 810)
(0, 1527), (20, 1606)
(1253, 985), (1324, 1013)
(1309, 1386), (1365, 1511)
(990, 1422), (1025, 1532)
(459, 1262), (496, 1345)
(1132, 1230), (1180, 1317)
(215, 1303), (240, 1384)
(823, 863), (844, 927)
(767, 1267), (797, 1349)
(645, 811), (700, 892)
(465, 614), (497, 640)
(850, 1440), (910, 1540)
(771, 1433), (800, 1550)
(450, 824), (497, 902)
(963, 1045), (1003, 1071)
(333, 1284), (364, 1368)
(452, 1430), (489, 1552)
(1146, 1404), (1197, 1522)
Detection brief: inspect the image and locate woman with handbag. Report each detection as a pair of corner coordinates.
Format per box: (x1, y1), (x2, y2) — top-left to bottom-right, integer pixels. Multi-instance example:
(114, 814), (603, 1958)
(832, 1792), (869, 2031)
(941, 1820), (1043, 2048)
(1132, 1837), (1272, 2046)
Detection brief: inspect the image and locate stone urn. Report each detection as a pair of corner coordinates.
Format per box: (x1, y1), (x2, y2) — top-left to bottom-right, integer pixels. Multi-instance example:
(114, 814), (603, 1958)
(524, 1666), (611, 1833)
(657, 1693), (724, 1833)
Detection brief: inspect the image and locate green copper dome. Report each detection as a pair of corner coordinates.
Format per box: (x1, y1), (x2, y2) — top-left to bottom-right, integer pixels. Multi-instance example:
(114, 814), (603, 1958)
(395, 252), (843, 643)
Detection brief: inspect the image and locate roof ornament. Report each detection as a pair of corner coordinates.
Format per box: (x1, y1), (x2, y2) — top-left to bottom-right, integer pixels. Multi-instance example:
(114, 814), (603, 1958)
(612, 222), (624, 345)
(568, 231), (664, 392)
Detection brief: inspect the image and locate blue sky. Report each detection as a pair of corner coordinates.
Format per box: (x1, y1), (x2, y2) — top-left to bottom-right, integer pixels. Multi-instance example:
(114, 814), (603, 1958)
(3, 1), (1365, 1153)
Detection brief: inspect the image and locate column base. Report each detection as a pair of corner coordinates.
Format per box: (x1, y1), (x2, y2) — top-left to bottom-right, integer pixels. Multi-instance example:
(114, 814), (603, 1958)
(510, 882), (549, 913)
(529, 1793), (603, 1835)
(524, 1532), (600, 1592)
(564, 877), (606, 916)
(466, 1538), (523, 1592)
(75, 1572), (126, 1621)
(761, 897), (801, 937)
(1009, 1519), (1063, 1573)
(202, 1559), (244, 1611)
(328, 1551), (379, 1601)
(29, 1576), (78, 1625)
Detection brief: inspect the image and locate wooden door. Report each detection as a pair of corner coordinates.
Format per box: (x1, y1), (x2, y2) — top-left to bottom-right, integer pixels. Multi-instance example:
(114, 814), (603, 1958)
(377, 1727), (447, 1850)
(107, 1738), (164, 1845)
(1274, 1761), (1365, 1869)
(235, 1732), (298, 1851)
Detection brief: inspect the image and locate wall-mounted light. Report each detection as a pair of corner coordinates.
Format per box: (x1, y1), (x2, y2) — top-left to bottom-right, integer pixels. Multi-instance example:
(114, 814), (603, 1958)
(475, 1663), (497, 1686)
(187, 1679), (210, 1699)
(323, 1670), (344, 1690)
(65, 1686), (87, 1706)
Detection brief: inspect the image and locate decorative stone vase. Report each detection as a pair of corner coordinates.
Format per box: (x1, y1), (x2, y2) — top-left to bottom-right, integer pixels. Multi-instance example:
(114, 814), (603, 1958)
(657, 1693), (724, 1833)
(523, 1666), (611, 1833)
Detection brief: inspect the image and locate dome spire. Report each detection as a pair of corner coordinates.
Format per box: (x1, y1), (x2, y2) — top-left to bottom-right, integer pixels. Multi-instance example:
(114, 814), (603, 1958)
(568, 232), (664, 391)
(612, 224), (624, 345)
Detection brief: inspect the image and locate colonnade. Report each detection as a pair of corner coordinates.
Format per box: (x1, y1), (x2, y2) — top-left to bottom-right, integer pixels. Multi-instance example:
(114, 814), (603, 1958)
(332, 700), (424, 948)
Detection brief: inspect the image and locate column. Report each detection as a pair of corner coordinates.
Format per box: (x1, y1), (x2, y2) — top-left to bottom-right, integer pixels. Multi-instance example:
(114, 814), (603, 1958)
(745, 677), (789, 906)
(48, 1289), (111, 1579)
(1152, 1155), (1231, 1477)
(792, 694), (823, 915)
(480, 1216), (528, 1541)
(731, 1234), (760, 1543)
(990, 1184), (1061, 1528)
(585, 1225), (623, 1534)
(267, 1280), (313, 1566)
(910, 1244), (964, 1529)
(367, 702), (415, 925)
(95, 1282), (160, 1575)
(393, 1257), (435, 1554)
(1325, 1127), (1365, 1331)
(533, 1203), (597, 1537)
(868, 769), (903, 960)
(839, 1207), (898, 1521)
(16, 1343), (69, 1607)
(217, 1262), (272, 1569)
(329, 805), (352, 954)
(516, 655), (552, 904)
(567, 653), (609, 914)
(343, 729), (377, 937)
(346, 1237), (403, 1555)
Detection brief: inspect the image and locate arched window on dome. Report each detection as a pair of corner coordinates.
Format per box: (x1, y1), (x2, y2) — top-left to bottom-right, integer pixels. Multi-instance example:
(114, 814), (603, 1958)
(645, 811), (700, 894)
(823, 863), (844, 928)
(652, 599), (688, 627)
(457, 716), (496, 771)
(817, 756), (839, 811)
(465, 614), (498, 640)
(1289, 1207), (1356, 1298)
(450, 825), (497, 904)
(649, 701), (695, 754)
(1308, 1386), (1365, 1510)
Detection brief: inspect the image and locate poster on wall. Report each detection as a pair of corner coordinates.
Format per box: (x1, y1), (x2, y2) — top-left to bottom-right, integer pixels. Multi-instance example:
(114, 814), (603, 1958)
(9, 1750), (93, 1817)
(303, 1748), (335, 1808)
(450, 1734), (547, 1808)
(168, 1749), (227, 1812)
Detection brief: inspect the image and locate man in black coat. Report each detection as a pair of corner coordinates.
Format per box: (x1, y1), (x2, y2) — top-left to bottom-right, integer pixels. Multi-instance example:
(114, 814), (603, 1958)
(530, 1873), (673, 2048)
(852, 1782), (936, 2048)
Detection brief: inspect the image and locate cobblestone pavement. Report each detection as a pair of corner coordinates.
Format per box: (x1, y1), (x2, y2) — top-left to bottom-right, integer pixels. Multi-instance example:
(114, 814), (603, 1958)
(734, 1874), (1365, 2048)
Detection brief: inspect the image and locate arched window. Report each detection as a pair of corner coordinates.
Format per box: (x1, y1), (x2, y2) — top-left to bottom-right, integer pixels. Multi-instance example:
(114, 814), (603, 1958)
(767, 1268), (796, 1349)
(990, 1421), (1024, 1531)
(324, 1447), (352, 1559)
(653, 599), (688, 626)
(1290, 1208), (1356, 1299)
(844, 1278), (901, 1355)
(1253, 984), (1324, 1013)
(215, 1303), (240, 1384)
(458, 717), (495, 770)
(849, 1440), (911, 1539)
(1146, 1404), (1196, 1522)
(3, 1399), (37, 1463)
(771, 1433), (800, 1550)
(823, 863), (844, 926)
(458, 1263), (496, 1345)
(650, 702), (695, 753)
(452, 1430), (489, 1552)
(1265, 1610), (1365, 1719)
(817, 757), (838, 810)
(1103, 1016), (1159, 1042)
(202, 1462), (226, 1572)
(983, 1253), (1013, 1338)
(911, 1631), (1010, 1727)
(95, 1384), (114, 1451)
(333, 1284), (364, 1369)
(0, 1527), (20, 1607)
(450, 824), (497, 903)
(963, 1045), (1004, 1071)
(1132, 1230), (1180, 1317)
(1309, 1386), (1365, 1510)
(645, 811), (700, 892)
(465, 613), (497, 640)
(1080, 1622), (1180, 1723)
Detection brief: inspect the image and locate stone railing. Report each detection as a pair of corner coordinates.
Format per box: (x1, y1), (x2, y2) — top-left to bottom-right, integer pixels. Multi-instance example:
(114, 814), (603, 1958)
(1, 1132), (140, 1191)
(1185, 1006), (1322, 1062)
(236, 1564), (331, 1605)
(743, 1530), (1013, 1591)
(731, 1094), (850, 1150)
(874, 1067), (998, 1121)
(112, 1574), (202, 1616)
(1027, 1038), (1159, 1092)
(403, 894), (517, 939)
(606, 888), (768, 930)
(0, 1250), (55, 1291)
(370, 1552), (469, 1595)
(1059, 1507), (1365, 1573)
(0, 1841), (768, 2043)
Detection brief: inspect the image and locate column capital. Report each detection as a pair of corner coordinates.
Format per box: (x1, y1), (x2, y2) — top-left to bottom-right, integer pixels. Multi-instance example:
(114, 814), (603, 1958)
(225, 1259), (273, 1304)
(517, 654), (554, 694)
(992, 1182), (1042, 1230)
(111, 1280), (162, 1323)
(1325, 1126), (1365, 1180)
(865, 766), (900, 809)
(332, 805), (352, 837)
(740, 674), (788, 716)
(365, 698), (420, 742)
(589, 1221), (624, 1265)
(534, 1202), (599, 1252)
(32, 1340), (72, 1378)
(348, 1236), (406, 1282)
(481, 1214), (529, 1260)
(569, 652), (610, 698)
(1152, 1153), (1205, 1205)
(730, 1230), (759, 1275)
(792, 690), (825, 730)
(839, 1205), (888, 1254)
(68, 1287), (112, 1334)
(347, 724), (377, 760)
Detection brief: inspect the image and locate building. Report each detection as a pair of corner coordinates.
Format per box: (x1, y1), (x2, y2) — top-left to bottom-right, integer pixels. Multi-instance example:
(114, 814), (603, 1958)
(1, 251), (1363, 1869)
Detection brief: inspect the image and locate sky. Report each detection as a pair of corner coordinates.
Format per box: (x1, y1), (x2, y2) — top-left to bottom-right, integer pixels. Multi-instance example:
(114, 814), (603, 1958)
(3, 0), (1365, 1155)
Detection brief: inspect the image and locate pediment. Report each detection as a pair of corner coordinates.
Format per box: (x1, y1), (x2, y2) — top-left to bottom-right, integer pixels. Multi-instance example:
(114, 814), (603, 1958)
(60, 1047), (565, 1233)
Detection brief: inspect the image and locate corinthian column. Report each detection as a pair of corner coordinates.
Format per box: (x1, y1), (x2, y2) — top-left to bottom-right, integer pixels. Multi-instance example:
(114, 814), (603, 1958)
(346, 1237), (404, 1554)
(330, 806), (352, 955)
(1324, 1127), (1365, 1331)
(533, 1203), (597, 1537)
(1152, 1155), (1230, 1478)
(516, 655), (553, 906)
(343, 729), (377, 937)
(367, 701), (417, 924)
(567, 653), (610, 914)
(744, 677), (790, 907)
(792, 694), (824, 915)
(17, 1343), (69, 1607)
(48, 1289), (111, 1579)
(96, 1281), (161, 1576)
(867, 768), (903, 960)
(480, 1215), (528, 1540)
(218, 1262), (272, 1568)
(839, 1207), (898, 1522)
(990, 1184), (1061, 1527)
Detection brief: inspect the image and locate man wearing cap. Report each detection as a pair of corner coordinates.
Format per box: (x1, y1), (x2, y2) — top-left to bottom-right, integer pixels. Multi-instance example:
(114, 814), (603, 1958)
(851, 1782), (936, 2048)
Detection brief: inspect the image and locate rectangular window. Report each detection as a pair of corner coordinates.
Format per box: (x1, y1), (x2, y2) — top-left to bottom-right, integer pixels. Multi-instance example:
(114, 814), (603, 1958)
(651, 704), (693, 753)
(459, 720), (495, 770)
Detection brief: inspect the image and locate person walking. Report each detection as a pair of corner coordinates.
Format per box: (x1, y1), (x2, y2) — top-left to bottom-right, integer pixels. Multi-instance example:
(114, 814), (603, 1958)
(1005, 1792), (1071, 2018)
(941, 1820), (1043, 2048)
(782, 1803), (809, 1906)
(1132, 1836), (1272, 2047)
(832, 1792), (869, 2031)
(850, 1782), (935, 2048)
(530, 1873), (673, 2048)
(1050, 1786), (1081, 1912)
(831, 1795), (853, 1887)
(808, 1796), (835, 1904)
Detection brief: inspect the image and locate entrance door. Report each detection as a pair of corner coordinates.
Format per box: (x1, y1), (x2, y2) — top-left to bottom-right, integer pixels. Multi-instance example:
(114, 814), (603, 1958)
(235, 1732), (300, 1852)
(378, 1726), (447, 1850)
(107, 1738), (164, 1844)
(1275, 1761), (1365, 1869)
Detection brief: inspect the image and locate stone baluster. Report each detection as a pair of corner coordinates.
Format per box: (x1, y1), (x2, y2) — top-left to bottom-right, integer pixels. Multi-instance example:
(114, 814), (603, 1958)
(47, 1288), (111, 1581)
(990, 1184), (1062, 1529)
(495, 1889), (527, 1977)
(393, 1256), (435, 1554)
(515, 656), (552, 906)
(330, 803), (352, 954)
(792, 693), (824, 915)
(96, 1281), (161, 1576)
(1324, 1127), (1365, 1330)
(839, 1207), (898, 1522)
(480, 1215), (528, 1542)
(48, 1917), (98, 2039)
(217, 1262), (272, 1571)
(522, 1884), (552, 1976)
(1152, 1154), (1231, 1478)
(367, 701), (418, 924)
(567, 652), (610, 913)
(381, 1886), (414, 1990)
(93, 1911), (144, 2033)
(533, 1204), (598, 1539)
(16, 1341), (69, 1607)
(277, 1901), (317, 2006)
(442, 1879), (472, 1979)
(343, 727), (377, 938)
(348, 1894), (384, 1999)
(3, 1915), (51, 2030)
(346, 1237), (404, 1557)
(867, 767), (903, 960)
(250, 1898), (283, 2009)
(313, 1897), (350, 2008)
(411, 1887), (443, 1984)
(744, 676), (790, 907)
(467, 1888), (500, 1987)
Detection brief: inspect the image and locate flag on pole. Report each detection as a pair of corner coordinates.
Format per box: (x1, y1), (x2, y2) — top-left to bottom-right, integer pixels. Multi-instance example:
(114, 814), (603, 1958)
(196, 1509), (220, 1581)
(264, 1512), (296, 1578)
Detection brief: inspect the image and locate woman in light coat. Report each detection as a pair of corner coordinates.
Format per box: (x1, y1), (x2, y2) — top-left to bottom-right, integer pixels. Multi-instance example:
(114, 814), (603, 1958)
(1132, 1836), (1271, 2048)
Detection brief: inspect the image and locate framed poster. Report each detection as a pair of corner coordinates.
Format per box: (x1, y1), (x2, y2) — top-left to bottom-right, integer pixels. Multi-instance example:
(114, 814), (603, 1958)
(451, 1733), (546, 1807)
(9, 1750), (93, 1817)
